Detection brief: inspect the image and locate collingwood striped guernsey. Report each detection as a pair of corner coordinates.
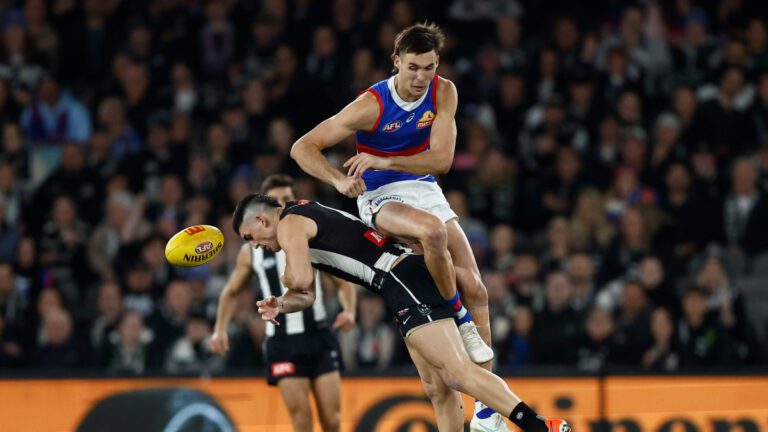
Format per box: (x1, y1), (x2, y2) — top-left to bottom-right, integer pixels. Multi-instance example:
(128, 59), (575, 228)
(251, 248), (327, 337)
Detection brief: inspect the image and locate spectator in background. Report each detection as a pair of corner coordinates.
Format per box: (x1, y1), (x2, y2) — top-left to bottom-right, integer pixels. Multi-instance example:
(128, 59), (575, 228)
(500, 305), (534, 368)
(39, 195), (90, 304)
(97, 97), (141, 161)
(165, 309), (223, 374)
(147, 279), (192, 368)
(20, 73), (91, 146)
(88, 191), (151, 282)
(637, 256), (678, 313)
(532, 271), (580, 365)
(566, 253), (597, 312)
(101, 310), (150, 375)
(509, 253), (543, 309)
(570, 188), (615, 252)
(2, 123), (30, 180)
(488, 223), (516, 273)
(117, 62), (153, 136)
(0, 262), (30, 333)
(539, 217), (572, 273)
(0, 197), (20, 262)
(0, 9), (45, 96)
(612, 280), (653, 365)
(642, 307), (680, 372)
(121, 261), (155, 317)
(339, 293), (395, 371)
(32, 308), (82, 369)
(678, 286), (735, 366)
(90, 281), (123, 355)
(446, 190), (490, 266)
(577, 307), (616, 372)
(723, 158), (768, 257)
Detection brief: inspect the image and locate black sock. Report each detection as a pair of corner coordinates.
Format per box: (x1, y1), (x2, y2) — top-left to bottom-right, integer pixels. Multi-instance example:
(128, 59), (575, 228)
(510, 402), (548, 432)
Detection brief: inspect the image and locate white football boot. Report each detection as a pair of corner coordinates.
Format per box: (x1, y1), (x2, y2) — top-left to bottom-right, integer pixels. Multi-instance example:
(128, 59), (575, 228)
(458, 322), (494, 364)
(469, 401), (511, 432)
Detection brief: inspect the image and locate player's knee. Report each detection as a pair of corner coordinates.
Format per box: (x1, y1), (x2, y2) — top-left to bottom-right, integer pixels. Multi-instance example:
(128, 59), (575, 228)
(439, 364), (473, 394)
(319, 412), (340, 432)
(417, 216), (447, 250)
(420, 375), (448, 402)
(456, 268), (487, 307)
(286, 404), (313, 427)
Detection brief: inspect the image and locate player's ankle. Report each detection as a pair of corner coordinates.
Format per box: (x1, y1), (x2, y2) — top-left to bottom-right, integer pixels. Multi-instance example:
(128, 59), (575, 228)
(509, 402), (548, 432)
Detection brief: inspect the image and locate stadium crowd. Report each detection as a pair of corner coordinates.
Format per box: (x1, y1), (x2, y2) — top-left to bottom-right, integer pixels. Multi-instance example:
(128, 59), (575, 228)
(1, 0), (768, 375)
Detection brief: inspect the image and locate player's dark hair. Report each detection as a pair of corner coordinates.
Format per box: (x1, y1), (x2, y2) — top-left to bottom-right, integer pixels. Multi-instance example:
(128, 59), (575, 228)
(231, 193), (280, 235)
(392, 22), (445, 60)
(260, 174), (294, 194)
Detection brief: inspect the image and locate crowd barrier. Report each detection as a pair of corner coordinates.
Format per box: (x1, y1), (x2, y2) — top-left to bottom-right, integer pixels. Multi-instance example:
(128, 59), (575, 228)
(0, 375), (766, 432)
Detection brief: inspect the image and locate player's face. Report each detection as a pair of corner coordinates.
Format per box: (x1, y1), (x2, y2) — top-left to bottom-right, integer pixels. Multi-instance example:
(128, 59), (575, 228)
(394, 50), (438, 98)
(240, 212), (281, 252)
(264, 186), (295, 207)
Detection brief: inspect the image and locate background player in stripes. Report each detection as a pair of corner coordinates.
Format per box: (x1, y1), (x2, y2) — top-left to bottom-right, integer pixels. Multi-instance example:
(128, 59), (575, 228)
(210, 174), (356, 432)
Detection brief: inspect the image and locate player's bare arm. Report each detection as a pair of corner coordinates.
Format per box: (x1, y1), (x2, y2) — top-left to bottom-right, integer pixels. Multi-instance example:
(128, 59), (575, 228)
(332, 275), (357, 331)
(257, 215), (318, 323)
(290, 92), (380, 198)
(211, 243), (254, 354)
(344, 77), (458, 177)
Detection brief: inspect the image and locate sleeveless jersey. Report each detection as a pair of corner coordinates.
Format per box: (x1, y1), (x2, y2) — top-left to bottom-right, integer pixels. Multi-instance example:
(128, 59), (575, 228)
(251, 248), (327, 337)
(354, 75), (440, 191)
(280, 200), (410, 290)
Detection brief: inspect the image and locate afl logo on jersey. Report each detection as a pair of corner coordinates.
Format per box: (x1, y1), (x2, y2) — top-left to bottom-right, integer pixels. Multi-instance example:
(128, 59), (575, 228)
(417, 111), (435, 129)
(381, 120), (403, 133)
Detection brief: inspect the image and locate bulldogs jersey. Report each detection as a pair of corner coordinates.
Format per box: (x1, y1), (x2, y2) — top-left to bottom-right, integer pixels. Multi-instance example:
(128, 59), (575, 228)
(354, 75), (440, 191)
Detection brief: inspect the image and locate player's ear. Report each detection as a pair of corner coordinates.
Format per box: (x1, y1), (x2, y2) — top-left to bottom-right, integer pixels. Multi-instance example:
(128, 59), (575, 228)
(435, 55), (440, 69)
(393, 54), (400, 70)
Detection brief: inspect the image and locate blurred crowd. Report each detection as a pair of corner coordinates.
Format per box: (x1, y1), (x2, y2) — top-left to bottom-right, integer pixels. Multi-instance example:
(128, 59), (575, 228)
(1, 0), (768, 375)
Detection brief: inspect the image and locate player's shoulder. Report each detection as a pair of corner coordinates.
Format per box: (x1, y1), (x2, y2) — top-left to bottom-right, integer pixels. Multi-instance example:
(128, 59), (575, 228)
(435, 76), (457, 97)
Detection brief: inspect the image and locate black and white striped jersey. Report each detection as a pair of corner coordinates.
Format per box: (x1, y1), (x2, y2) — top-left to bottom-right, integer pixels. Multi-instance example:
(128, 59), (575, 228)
(280, 200), (410, 291)
(251, 247), (327, 337)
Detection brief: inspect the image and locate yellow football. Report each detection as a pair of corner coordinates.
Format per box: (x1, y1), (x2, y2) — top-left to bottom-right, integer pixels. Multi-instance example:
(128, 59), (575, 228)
(165, 225), (225, 267)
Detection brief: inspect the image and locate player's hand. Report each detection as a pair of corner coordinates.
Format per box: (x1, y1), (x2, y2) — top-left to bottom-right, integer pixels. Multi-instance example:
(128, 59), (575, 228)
(332, 311), (356, 331)
(332, 176), (367, 198)
(210, 331), (230, 355)
(257, 295), (281, 326)
(343, 153), (391, 178)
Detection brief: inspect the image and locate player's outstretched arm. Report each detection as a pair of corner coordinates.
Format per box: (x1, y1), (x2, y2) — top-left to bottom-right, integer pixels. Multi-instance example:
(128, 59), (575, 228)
(332, 276), (357, 331)
(211, 244), (253, 355)
(344, 78), (458, 177)
(257, 215), (318, 323)
(290, 92), (380, 198)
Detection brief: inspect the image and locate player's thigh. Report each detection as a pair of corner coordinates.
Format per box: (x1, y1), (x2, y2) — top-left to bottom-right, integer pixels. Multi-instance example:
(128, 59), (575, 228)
(406, 319), (470, 376)
(277, 377), (313, 417)
(311, 371), (341, 428)
(375, 201), (444, 243)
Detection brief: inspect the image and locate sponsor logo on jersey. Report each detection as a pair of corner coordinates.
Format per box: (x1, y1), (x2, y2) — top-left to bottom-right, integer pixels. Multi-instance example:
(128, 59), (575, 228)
(195, 241), (213, 254)
(406, 113), (416, 123)
(296, 200), (311, 205)
(364, 229), (388, 247)
(417, 304), (432, 316)
(184, 226), (205, 236)
(416, 111), (434, 129)
(382, 120), (403, 133)
(182, 241), (223, 263)
(271, 362), (296, 377)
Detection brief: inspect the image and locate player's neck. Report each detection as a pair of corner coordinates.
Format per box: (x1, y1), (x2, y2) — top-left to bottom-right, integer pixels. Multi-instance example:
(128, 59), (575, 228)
(393, 76), (420, 102)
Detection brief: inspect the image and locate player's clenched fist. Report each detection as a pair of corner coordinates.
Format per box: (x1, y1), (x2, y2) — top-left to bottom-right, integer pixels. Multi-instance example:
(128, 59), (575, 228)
(332, 176), (367, 198)
(343, 153), (390, 178)
(209, 331), (229, 355)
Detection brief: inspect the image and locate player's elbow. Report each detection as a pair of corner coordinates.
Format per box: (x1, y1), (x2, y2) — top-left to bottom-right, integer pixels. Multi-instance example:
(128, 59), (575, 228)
(435, 158), (453, 174)
(289, 140), (303, 161)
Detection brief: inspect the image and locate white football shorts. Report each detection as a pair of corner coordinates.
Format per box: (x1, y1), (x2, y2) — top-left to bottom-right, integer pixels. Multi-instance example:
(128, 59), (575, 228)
(356, 180), (458, 228)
